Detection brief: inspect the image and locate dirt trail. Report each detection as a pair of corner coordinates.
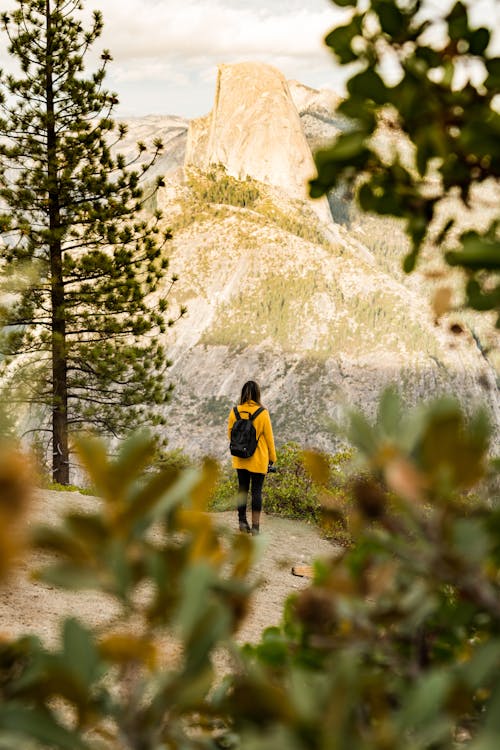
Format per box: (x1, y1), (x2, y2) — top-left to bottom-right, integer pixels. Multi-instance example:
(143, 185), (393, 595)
(0, 490), (339, 648)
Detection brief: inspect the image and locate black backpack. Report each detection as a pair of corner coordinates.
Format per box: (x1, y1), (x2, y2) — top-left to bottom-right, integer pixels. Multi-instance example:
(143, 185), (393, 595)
(229, 406), (265, 458)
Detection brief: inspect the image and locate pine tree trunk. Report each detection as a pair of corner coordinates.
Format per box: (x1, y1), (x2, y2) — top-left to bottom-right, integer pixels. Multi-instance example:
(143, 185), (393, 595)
(46, 0), (69, 484)
(50, 255), (69, 485)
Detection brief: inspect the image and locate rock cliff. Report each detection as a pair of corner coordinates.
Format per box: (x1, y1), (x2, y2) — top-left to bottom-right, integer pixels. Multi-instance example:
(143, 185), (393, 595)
(184, 62), (332, 224)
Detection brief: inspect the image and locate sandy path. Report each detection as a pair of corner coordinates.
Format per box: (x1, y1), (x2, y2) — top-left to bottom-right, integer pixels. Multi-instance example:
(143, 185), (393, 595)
(0, 490), (339, 648)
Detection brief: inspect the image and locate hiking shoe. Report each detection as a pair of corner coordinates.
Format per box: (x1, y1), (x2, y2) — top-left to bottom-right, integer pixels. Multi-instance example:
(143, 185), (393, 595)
(239, 521), (251, 533)
(251, 526), (260, 536)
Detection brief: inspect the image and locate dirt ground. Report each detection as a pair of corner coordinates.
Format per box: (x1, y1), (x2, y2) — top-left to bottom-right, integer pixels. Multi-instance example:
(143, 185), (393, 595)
(0, 489), (340, 650)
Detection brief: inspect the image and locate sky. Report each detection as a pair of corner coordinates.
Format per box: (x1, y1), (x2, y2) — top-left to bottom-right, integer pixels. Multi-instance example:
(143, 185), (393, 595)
(1, 0), (498, 120)
(82, 0), (500, 119)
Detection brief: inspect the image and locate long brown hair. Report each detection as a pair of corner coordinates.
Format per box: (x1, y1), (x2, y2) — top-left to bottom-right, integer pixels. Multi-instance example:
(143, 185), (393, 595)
(240, 380), (261, 405)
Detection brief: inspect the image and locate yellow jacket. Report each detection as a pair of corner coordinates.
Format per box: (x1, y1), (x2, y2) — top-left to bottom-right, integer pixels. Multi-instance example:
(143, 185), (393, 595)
(227, 400), (277, 474)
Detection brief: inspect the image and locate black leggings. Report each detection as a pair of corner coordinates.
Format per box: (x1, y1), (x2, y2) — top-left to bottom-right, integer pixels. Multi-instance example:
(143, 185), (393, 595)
(236, 469), (265, 517)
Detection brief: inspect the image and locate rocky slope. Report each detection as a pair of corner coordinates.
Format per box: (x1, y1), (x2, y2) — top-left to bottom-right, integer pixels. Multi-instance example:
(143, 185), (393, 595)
(117, 114), (188, 179)
(124, 63), (499, 459)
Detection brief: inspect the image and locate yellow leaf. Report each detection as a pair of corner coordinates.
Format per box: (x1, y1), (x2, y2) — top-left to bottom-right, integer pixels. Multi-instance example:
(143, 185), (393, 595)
(0, 446), (33, 580)
(73, 436), (110, 497)
(231, 533), (255, 578)
(98, 633), (157, 669)
(302, 450), (330, 486)
(385, 457), (426, 502)
(432, 286), (453, 319)
(191, 458), (220, 511)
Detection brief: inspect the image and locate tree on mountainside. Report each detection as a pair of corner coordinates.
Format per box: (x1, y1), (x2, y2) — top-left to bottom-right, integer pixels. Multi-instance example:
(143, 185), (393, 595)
(311, 0), (500, 326)
(0, 0), (180, 483)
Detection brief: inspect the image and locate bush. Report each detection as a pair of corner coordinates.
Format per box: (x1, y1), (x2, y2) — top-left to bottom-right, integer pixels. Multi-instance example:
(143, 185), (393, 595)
(155, 446), (193, 472)
(187, 165), (261, 209)
(208, 461), (237, 511)
(0, 432), (256, 750)
(265, 442), (352, 521)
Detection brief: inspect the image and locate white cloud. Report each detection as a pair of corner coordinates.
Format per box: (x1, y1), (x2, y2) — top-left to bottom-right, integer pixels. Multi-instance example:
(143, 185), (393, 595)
(88, 0), (343, 62)
(4, 0), (496, 118)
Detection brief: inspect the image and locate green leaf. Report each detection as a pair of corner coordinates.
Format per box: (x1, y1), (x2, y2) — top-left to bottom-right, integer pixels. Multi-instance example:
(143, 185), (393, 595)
(468, 27), (490, 55)
(485, 57), (500, 90)
(347, 410), (379, 457)
(447, 1), (469, 41)
(452, 518), (491, 563)
(347, 67), (390, 104)
(62, 619), (100, 688)
(65, 513), (107, 546)
(325, 19), (362, 65)
(150, 465), (206, 521)
(177, 563), (216, 636)
(398, 670), (451, 727)
(415, 129), (436, 176)
(483, 680), (500, 732)
(253, 627), (289, 667)
(325, 131), (368, 160)
(446, 234), (500, 271)
(183, 604), (231, 678)
(415, 45), (443, 69)
(36, 564), (103, 591)
(161, 665), (215, 711)
(376, 387), (402, 438)
(116, 464), (182, 532)
(377, 2), (405, 37)
(465, 279), (500, 310)
(109, 430), (157, 496)
(460, 640), (500, 688)
(418, 399), (488, 489)
(0, 705), (87, 750)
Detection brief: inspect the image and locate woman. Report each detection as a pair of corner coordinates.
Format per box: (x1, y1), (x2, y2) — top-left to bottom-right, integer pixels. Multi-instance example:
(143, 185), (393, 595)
(227, 380), (277, 535)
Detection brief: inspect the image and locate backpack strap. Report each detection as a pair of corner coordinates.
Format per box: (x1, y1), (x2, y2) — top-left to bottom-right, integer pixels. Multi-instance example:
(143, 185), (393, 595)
(249, 406), (265, 421)
(233, 406), (241, 420)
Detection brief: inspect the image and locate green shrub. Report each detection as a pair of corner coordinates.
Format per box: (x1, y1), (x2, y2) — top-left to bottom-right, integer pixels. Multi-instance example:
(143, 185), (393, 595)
(155, 446), (193, 472)
(186, 165), (260, 209)
(264, 442), (322, 520)
(208, 463), (237, 511)
(44, 481), (96, 496)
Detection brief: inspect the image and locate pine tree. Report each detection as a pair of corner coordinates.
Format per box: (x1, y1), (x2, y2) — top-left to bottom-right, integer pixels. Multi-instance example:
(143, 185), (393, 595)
(0, 0), (180, 483)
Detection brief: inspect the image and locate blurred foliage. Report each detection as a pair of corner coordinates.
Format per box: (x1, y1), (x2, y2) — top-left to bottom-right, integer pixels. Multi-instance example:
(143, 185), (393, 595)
(0, 431), (257, 749)
(219, 390), (500, 749)
(0, 440), (33, 581)
(311, 0), (500, 325)
(0, 393), (500, 748)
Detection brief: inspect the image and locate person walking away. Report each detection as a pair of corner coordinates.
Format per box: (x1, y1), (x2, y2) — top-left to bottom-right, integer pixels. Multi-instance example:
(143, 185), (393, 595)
(227, 380), (277, 535)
